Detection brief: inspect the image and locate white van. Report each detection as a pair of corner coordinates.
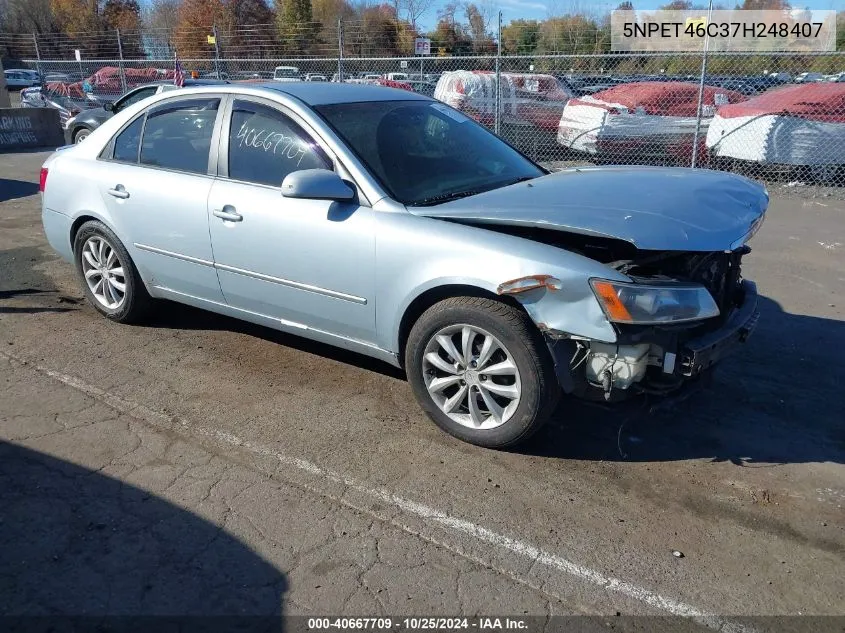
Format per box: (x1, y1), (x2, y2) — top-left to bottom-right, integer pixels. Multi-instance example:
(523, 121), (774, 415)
(273, 66), (301, 82)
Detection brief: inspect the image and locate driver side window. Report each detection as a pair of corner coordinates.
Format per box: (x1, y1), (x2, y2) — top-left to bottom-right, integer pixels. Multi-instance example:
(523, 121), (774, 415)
(227, 99), (329, 187)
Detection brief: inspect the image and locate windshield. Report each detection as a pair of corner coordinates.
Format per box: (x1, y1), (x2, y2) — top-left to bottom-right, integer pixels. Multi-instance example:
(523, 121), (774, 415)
(315, 100), (544, 206)
(275, 68), (298, 78)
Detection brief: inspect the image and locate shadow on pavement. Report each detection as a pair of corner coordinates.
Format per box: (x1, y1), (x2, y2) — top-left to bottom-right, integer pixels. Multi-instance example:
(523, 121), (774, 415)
(0, 441), (287, 621)
(0, 179), (39, 203)
(146, 292), (845, 466)
(146, 300), (406, 380)
(523, 295), (845, 466)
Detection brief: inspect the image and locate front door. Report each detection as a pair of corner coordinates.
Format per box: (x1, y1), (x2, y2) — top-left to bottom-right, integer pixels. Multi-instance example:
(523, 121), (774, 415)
(207, 98), (376, 343)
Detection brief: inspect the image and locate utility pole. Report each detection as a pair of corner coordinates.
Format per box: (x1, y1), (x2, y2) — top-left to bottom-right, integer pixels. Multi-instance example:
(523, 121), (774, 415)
(495, 11), (502, 135)
(116, 29), (127, 93)
(337, 18), (344, 81)
(212, 25), (222, 79)
(691, 0), (714, 169)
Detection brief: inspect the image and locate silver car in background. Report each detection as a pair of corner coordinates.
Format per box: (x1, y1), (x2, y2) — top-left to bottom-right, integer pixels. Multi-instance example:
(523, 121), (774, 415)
(40, 83), (767, 448)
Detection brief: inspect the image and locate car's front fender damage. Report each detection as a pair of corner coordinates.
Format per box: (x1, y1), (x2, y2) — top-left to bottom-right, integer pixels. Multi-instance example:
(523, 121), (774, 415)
(498, 273), (760, 403)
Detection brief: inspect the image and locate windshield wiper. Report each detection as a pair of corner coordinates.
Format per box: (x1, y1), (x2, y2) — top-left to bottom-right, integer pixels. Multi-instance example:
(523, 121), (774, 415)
(411, 175), (538, 207)
(412, 189), (487, 207)
(498, 175), (537, 187)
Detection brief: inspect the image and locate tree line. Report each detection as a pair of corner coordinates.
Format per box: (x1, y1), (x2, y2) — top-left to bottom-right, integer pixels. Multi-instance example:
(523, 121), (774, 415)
(1, 0), (843, 62)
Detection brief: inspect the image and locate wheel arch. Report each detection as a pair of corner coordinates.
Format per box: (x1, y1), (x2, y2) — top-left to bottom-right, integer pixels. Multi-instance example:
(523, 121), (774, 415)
(70, 213), (106, 249)
(396, 283), (530, 369)
(71, 125), (92, 142)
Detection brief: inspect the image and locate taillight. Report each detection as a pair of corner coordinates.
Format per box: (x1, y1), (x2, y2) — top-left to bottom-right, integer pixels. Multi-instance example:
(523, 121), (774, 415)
(39, 167), (48, 192)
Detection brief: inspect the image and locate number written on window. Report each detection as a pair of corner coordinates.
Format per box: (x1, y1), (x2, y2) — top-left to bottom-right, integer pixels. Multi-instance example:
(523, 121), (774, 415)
(228, 100), (329, 187)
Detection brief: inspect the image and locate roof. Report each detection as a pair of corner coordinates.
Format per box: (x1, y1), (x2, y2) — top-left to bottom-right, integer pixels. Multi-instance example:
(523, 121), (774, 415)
(716, 83), (845, 122)
(252, 81), (431, 105)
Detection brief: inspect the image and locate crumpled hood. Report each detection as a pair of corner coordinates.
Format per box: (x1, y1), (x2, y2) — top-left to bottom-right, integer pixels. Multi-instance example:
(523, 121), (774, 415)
(410, 166), (768, 251)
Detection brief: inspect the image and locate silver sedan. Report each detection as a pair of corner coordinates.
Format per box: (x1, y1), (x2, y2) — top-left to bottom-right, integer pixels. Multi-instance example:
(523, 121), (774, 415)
(40, 83), (767, 447)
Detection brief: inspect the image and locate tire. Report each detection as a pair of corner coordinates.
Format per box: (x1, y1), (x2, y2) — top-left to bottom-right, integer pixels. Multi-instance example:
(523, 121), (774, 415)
(73, 127), (91, 144)
(73, 220), (151, 324)
(405, 296), (559, 448)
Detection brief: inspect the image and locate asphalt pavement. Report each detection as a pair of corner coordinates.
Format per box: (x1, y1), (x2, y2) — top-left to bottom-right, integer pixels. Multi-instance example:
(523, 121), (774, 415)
(1, 150), (843, 627)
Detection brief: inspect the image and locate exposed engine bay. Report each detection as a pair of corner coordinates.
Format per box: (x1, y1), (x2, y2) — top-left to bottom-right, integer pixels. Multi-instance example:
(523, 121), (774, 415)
(477, 222), (759, 402)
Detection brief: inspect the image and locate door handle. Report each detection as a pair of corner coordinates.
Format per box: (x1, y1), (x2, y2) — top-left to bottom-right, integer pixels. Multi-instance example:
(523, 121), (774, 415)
(213, 206), (242, 222)
(107, 185), (130, 199)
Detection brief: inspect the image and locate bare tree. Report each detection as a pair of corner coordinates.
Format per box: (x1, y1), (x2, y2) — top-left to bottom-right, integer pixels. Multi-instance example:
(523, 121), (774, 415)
(464, 0), (494, 42)
(141, 0), (179, 57)
(401, 0), (435, 31)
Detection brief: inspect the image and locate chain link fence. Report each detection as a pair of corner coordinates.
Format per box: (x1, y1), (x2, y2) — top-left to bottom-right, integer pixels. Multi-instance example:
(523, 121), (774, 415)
(4, 23), (845, 190)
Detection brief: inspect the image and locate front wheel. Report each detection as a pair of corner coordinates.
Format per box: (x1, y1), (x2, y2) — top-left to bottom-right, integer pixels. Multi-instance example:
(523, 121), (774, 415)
(73, 127), (91, 144)
(405, 297), (559, 448)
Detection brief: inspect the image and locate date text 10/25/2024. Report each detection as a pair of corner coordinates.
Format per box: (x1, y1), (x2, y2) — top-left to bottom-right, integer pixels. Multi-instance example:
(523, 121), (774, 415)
(306, 618), (529, 630)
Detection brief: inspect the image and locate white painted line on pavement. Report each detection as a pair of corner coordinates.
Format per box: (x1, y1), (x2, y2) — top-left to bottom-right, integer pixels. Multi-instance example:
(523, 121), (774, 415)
(2, 350), (751, 632)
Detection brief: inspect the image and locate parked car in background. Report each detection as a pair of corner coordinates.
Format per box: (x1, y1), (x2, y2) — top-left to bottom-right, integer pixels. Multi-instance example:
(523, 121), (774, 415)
(305, 74), (328, 82)
(713, 79), (758, 96)
(20, 87), (92, 128)
(43, 72), (72, 84)
(558, 81), (746, 166)
(64, 79), (228, 144)
(403, 80), (436, 97)
(794, 72), (824, 83)
(20, 86), (47, 107)
(234, 71), (269, 80)
(39, 82), (766, 448)
(707, 83), (845, 181)
(3, 69), (40, 89)
(558, 74), (624, 96)
(434, 71), (572, 156)
(273, 66), (300, 82)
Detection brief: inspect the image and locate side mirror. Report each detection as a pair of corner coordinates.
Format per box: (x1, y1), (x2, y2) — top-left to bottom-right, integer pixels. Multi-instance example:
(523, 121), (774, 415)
(104, 101), (115, 112)
(281, 169), (355, 202)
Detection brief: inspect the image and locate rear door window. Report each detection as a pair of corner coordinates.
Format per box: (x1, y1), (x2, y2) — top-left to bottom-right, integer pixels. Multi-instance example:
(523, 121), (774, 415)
(227, 99), (329, 187)
(139, 98), (220, 175)
(112, 116), (144, 163)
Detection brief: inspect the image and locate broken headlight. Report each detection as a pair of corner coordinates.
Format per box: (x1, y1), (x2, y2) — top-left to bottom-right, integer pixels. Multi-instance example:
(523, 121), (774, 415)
(590, 279), (720, 324)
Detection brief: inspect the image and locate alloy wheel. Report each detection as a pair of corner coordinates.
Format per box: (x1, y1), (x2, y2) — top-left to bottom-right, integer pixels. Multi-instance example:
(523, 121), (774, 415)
(81, 236), (126, 310)
(422, 324), (522, 430)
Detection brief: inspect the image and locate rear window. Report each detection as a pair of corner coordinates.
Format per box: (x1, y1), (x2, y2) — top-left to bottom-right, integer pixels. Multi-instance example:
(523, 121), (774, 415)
(112, 116), (144, 162)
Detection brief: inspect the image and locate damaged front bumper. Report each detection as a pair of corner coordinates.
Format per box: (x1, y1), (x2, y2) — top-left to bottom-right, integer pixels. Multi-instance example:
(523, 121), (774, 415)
(546, 280), (759, 403)
(677, 281), (759, 377)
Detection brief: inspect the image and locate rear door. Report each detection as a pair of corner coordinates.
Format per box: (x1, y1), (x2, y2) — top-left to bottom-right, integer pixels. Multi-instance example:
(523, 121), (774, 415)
(96, 95), (226, 302)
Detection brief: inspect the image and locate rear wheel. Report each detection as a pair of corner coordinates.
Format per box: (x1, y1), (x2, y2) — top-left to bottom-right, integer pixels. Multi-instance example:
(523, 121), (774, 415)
(405, 297), (559, 448)
(73, 220), (151, 324)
